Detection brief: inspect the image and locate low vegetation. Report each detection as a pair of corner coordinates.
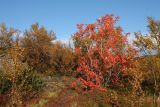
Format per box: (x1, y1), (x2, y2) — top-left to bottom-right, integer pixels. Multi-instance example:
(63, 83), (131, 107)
(0, 14), (160, 107)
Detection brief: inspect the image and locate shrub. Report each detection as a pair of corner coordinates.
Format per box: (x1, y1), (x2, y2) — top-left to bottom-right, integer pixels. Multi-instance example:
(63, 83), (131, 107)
(16, 69), (44, 99)
(0, 38), (44, 106)
(72, 15), (138, 92)
(0, 24), (16, 55)
(0, 74), (12, 94)
(21, 23), (56, 72)
(134, 17), (160, 97)
(0, 66), (44, 106)
(51, 42), (77, 76)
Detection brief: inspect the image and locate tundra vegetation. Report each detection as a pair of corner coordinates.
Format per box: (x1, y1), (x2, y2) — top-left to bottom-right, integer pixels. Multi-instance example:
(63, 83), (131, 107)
(0, 15), (160, 107)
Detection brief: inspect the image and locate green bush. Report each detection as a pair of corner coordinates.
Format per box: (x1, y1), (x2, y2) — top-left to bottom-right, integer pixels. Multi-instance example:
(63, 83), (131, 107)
(0, 67), (44, 102)
(0, 76), (12, 94)
(16, 69), (45, 98)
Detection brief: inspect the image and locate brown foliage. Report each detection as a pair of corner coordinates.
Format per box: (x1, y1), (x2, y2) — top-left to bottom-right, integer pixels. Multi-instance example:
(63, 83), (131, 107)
(21, 23), (56, 72)
(51, 42), (77, 76)
(0, 24), (16, 56)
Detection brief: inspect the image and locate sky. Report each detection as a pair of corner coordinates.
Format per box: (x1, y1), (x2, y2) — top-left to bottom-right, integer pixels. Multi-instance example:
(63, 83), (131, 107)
(0, 0), (160, 41)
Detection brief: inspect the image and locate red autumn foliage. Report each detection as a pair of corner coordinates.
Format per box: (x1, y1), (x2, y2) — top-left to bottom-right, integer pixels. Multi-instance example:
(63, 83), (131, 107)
(72, 15), (137, 93)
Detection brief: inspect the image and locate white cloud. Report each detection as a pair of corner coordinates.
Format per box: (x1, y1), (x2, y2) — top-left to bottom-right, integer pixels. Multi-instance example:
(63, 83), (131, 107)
(52, 38), (74, 48)
(128, 33), (136, 44)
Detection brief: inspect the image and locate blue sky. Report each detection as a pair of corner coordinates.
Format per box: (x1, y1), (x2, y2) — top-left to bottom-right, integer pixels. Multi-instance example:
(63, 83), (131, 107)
(0, 0), (160, 41)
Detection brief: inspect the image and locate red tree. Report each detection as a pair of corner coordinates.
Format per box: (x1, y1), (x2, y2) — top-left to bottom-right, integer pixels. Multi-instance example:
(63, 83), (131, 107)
(72, 15), (137, 93)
